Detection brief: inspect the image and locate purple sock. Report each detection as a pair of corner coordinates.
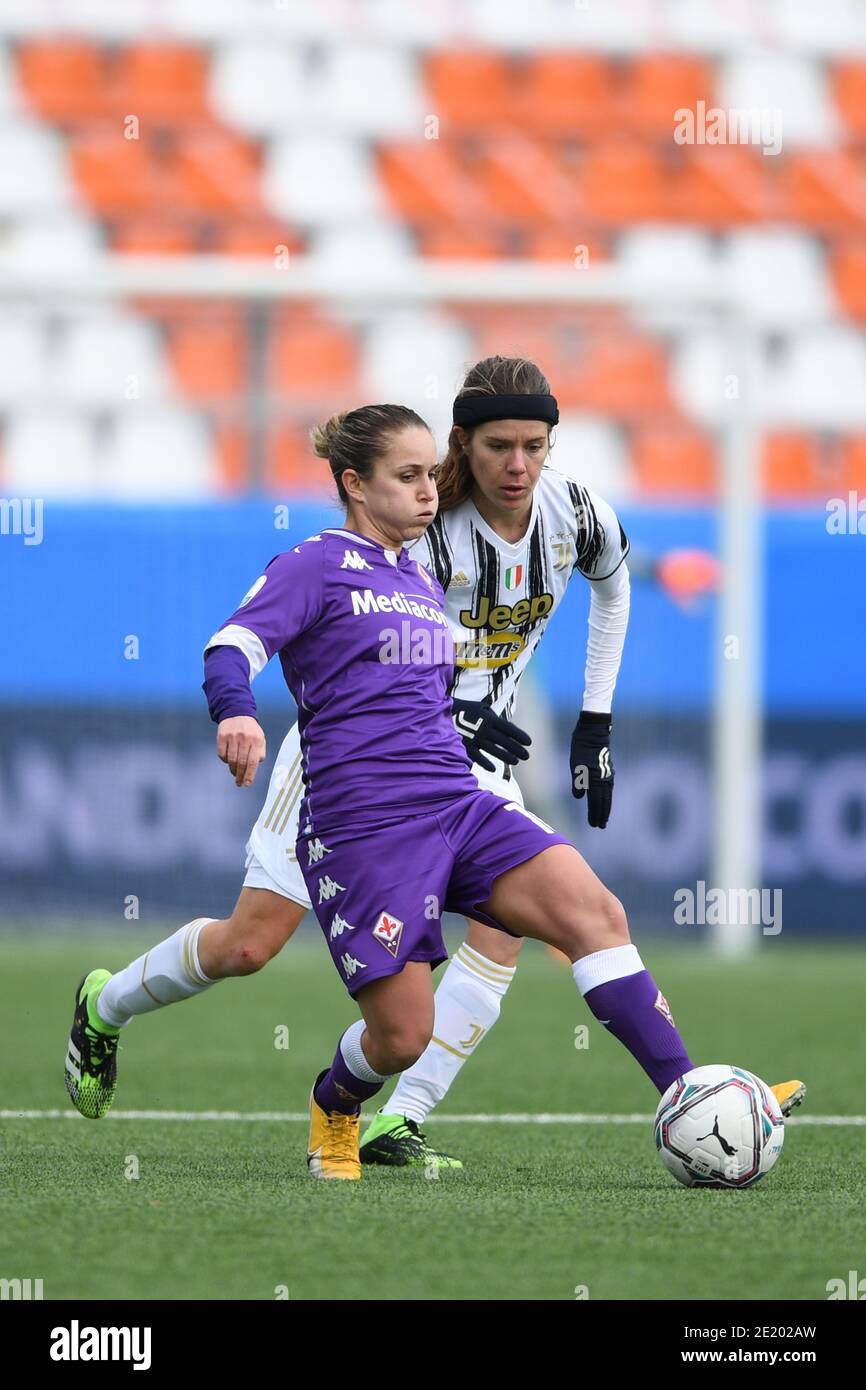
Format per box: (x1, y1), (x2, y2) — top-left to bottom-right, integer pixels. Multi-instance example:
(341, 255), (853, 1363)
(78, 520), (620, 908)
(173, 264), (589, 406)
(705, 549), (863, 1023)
(314, 1039), (385, 1116)
(584, 969), (693, 1094)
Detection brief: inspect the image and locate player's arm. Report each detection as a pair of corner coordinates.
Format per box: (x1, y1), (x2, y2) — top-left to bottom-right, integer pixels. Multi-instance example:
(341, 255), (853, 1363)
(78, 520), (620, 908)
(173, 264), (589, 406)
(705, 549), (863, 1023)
(202, 542), (324, 787)
(569, 492), (631, 828)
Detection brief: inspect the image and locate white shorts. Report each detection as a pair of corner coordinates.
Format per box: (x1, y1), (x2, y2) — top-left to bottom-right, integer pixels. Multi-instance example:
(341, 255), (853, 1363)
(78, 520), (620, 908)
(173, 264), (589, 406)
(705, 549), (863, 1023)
(242, 721), (525, 906)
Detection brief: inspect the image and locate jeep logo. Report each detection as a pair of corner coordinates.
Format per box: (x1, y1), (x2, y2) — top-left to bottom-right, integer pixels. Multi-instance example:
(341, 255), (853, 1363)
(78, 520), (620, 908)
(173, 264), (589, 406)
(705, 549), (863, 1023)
(458, 594), (553, 631)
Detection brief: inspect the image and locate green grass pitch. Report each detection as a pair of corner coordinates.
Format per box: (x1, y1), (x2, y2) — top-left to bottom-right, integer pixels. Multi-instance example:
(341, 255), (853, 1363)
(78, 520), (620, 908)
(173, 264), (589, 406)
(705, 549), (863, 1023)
(1, 931), (864, 1301)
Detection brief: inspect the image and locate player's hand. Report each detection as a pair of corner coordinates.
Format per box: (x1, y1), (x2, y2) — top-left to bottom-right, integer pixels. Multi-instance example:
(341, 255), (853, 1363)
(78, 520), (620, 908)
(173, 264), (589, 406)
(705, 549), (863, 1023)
(569, 711), (613, 828)
(216, 716), (267, 788)
(452, 698), (532, 774)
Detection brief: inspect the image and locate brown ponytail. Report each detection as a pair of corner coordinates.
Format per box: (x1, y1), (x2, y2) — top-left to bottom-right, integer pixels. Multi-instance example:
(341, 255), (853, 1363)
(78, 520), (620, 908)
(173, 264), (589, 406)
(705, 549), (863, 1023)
(311, 403), (430, 506)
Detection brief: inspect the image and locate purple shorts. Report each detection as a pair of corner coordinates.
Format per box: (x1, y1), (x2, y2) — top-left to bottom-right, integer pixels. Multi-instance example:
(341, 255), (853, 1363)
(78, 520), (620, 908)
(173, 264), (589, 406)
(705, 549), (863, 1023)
(297, 789), (570, 996)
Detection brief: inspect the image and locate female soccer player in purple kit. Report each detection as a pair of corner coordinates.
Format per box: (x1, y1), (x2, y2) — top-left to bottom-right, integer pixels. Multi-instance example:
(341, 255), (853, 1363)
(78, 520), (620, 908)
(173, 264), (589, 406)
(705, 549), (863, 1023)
(197, 400), (703, 1179)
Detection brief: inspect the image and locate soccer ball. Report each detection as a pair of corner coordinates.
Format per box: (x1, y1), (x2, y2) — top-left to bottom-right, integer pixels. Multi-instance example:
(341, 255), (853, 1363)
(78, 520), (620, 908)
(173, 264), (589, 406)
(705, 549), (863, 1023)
(654, 1065), (785, 1188)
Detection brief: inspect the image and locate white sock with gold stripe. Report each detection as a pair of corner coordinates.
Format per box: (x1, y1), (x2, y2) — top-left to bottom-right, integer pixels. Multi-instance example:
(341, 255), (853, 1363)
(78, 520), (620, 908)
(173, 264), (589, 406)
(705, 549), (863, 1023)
(382, 941), (516, 1125)
(96, 918), (217, 1027)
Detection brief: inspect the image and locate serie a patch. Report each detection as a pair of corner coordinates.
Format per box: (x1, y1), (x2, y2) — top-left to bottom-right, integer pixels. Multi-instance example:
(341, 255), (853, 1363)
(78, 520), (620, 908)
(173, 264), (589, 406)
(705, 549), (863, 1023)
(372, 911), (404, 957)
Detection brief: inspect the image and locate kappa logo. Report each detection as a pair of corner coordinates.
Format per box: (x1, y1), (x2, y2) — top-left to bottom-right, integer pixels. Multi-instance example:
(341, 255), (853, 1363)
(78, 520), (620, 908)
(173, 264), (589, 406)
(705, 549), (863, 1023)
(329, 913), (355, 940)
(654, 989), (676, 1027)
(372, 911), (404, 958)
(318, 875), (345, 904)
(448, 570), (471, 588)
(340, 952), (367, 979)
(307, 837), (331, 866)
(341, 549), (373, 572)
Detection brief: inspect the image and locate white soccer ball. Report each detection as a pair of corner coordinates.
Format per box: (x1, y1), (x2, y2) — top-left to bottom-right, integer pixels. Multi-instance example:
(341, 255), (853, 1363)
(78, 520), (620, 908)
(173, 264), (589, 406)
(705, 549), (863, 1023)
(654, 1064), (785, 1188)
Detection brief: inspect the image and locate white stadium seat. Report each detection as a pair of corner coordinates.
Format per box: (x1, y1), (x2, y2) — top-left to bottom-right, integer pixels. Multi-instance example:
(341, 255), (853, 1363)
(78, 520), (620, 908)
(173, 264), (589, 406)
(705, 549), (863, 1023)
(617, 227), (719, 285)
(362, 310), (474, 444)
(548, 416), (634, 501)
(312, 44), (423, 138)
(107, 410), (216, 497)
(718, 52), (839, 148)
(0, 121), (72, 215)
(723, 231), (832, 327)
(308, 222), (414, 271)
(263, 134), (384, 227)
(764, 328), (866, 428)
(3, 411), (99, 494)
(2, 214), (103, 267)
(55, 314), (169, 408)
(208, 42), (310, 136)
(0, 317), (49, 406)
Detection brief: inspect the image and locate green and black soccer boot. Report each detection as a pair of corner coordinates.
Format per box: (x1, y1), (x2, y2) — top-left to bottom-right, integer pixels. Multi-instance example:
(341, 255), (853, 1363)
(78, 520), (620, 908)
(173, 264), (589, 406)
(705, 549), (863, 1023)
(64, 970), (121, 1119)
(359, 1111), (463, 1170)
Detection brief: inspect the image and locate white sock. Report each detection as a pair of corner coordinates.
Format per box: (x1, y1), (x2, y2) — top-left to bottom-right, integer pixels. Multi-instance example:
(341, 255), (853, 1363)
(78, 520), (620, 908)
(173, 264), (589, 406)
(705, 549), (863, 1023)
(571, 943), (644, 996)
(97, 918), (217, 1027)
(383, 941), (516, 1125)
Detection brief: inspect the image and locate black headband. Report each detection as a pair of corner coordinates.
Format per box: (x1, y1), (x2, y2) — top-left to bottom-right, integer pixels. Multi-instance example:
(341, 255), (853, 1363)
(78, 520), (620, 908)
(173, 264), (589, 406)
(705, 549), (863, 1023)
(452, 393), (559, 428)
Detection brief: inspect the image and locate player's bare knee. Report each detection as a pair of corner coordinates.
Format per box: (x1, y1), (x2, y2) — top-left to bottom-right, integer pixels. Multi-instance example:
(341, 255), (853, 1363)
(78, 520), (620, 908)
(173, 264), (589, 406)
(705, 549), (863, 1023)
(368, 1021), (431, 1074)
(556, 889), (629, 958)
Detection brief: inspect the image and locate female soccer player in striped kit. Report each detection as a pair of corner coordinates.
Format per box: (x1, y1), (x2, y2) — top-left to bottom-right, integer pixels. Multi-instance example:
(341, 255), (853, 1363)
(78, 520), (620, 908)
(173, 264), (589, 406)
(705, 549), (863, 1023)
(65, 362), (804, 1168)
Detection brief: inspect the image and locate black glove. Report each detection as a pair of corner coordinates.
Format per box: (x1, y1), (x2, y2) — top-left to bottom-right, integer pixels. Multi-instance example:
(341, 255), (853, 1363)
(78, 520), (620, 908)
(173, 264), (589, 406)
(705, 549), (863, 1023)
(452, 698), (532, 774)
(569, 711), (614, 828)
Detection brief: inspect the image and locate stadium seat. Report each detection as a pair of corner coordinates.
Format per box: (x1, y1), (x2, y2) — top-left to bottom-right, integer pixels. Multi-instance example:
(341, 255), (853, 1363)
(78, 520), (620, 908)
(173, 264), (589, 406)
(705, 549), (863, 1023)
(473, 135), (581, 225)
(723, 230), (832, 325)
(524, 228), (609, 264)
(0, 318), (49, 406)
(56, 314), (169, 407)
(208, 42), (310, 135)
(108, 409), (216, 496)
(622, 55), (718, 139)
(0, 121), (71, 214)
(830, 61), (866, 139)
(631, 423), (717, 497)
(362, 310), (474, 437)
(4, 213), (102, 265)
(17, 41), (109, 121)
(763, 432), (829, 497)
(309, 222), (414, 270)
(110, 218), (198, 254)
(518, 54), (616, 138)
(112, 44), (210, 122)
(781, 151), (866, 231)
(267, 425), (331, 494)
(269, 310), (360, 398)
(3, 411), (99, 493)
(559, 334), (674, 416)
(378, 141), (493, 224)
(831, 240), (866, 317)
(168, 317), (246, 402)
(418, 225), (505, 260)
(839, 435), (866, 488)
(211, 220), (304, 257)
(170, 130), (262, 215)
(579, 143), (673, 224)
(547, 415), (633, 499)
(616, 226), (718, 282)
(675, 147), (780, 226)
(719, 52), (838, 148)
(424, 51), (512, 133)
(70, 129), (166, 214)
(766, 327), (866, 427)
(314, 44), (422, 138)
(264, 134), (383, 227)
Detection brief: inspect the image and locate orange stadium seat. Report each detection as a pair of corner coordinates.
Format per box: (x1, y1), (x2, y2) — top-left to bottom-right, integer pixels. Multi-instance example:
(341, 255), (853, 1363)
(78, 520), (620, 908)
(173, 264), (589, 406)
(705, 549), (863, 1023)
(267, 426), (331, 493)
(579, 142), (672, 223)
(170, 131), (262, 215)
(111, 218), (198, 254)
(829, 240), (866, 318)
(518, 54), (616, 138)
(269, 311), (359, 397)
(378, 142), (492, 224)
(631, 423), (717, 496)
(781, 152), (866, 231)
(763, 432), (828, 497)
(675, 147), (780, 226)
(214, 425), (247, 492)
(622, 56), (717, 138)
(832, 62), (866, 140)
(524, 228), (609, 263)
(473, 135), (581, 224)
(839, 435), (866, 489)
(559, 335), (673, 414)
(211, 220), (303, 257)
(70, 129), (167, 213)
(168, 319), (247, 402)
(424, 51), (512, 132)
(18, 41), (110, 121)
(112, 44), (210, 122)
(418, 226), (505, 259)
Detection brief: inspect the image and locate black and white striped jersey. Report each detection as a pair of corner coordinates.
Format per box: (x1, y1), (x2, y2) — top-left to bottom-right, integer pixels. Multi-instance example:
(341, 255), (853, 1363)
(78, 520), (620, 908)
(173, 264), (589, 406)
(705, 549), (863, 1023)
(408, 462), (629, 723)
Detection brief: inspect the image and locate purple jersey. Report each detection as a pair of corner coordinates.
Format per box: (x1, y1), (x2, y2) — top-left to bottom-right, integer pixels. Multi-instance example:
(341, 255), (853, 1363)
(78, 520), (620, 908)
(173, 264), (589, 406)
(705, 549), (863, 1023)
(203, 527), (480, 829)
